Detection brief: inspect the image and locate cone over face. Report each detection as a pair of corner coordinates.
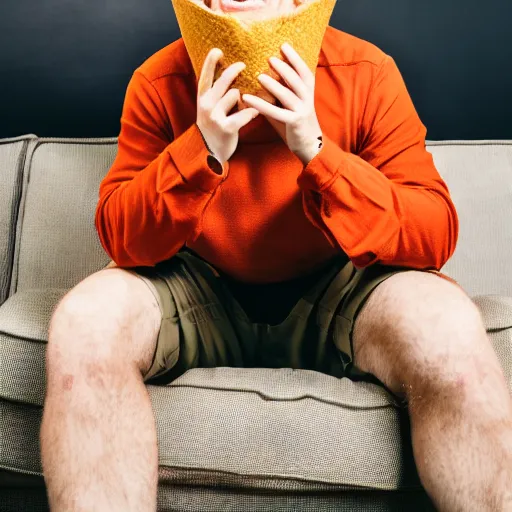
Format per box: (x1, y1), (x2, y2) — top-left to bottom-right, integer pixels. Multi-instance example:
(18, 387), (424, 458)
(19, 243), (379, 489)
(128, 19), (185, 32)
(171, 0), (337, 103)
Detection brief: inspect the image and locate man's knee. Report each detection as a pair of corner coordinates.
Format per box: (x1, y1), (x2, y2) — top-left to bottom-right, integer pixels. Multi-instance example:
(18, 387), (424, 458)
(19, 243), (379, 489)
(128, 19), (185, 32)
(47, 268), (161, 379)
(353, 270), (491, 397)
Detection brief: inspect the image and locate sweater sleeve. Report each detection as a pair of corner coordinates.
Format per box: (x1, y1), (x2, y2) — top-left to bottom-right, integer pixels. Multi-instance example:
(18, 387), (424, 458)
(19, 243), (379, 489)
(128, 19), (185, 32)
(297, 55), (459, 270)
(95, 70), (228, 267)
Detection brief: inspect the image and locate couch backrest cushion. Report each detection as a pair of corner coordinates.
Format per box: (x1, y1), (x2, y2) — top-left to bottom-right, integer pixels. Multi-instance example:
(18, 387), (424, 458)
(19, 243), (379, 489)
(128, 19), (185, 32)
(11, 139), (116, 293)
(6, 137), (512, 297)
(0, 136), (36, 303)
(427, 141), (512, 297)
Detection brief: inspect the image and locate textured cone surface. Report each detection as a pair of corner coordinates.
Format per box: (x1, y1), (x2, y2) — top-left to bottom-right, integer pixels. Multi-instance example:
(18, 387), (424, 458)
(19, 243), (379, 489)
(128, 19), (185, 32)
(171, 0), (336, 100)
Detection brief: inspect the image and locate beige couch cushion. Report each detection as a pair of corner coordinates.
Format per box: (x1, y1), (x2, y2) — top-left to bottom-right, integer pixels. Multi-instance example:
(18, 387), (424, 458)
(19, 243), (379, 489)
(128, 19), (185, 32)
(10, 139), (116, 295)
(0, 136), (36, 304)
(8, 139), (512, 299)
(6, 137), (512, 296)
(428, 141), (512, 297)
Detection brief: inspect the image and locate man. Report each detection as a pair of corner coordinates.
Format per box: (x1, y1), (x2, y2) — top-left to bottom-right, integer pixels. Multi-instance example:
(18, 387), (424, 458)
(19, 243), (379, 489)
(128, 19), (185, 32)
(40, 0), (512, 509)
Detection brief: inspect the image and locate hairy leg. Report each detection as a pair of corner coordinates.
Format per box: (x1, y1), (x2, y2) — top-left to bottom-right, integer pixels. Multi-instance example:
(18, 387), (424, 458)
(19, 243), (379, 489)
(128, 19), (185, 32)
(353, 271), (512, 512)
(40, 268), (161, 512)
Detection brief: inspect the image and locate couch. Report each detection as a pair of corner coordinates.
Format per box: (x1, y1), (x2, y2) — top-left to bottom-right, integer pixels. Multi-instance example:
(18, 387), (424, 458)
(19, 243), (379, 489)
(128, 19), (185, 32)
(0, 134), (511, 511)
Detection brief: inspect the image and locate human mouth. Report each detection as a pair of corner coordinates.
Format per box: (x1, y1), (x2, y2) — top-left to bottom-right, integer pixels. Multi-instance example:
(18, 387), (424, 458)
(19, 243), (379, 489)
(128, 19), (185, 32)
(219, 0), (267, 11)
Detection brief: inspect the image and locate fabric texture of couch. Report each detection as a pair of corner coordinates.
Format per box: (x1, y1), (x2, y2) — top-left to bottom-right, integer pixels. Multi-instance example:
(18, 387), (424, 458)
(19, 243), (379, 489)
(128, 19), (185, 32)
(0, 134), (511, 511)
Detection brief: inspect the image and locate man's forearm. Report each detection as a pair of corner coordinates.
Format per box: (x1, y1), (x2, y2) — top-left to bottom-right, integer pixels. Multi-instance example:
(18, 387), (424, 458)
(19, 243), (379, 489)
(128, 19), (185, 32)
(297, 134), (459, 269)
(96, 124), (227, 268)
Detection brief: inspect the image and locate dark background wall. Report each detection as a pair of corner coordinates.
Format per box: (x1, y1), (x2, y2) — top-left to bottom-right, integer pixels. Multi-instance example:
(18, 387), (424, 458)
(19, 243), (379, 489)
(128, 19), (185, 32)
(1, 0), (510, 140)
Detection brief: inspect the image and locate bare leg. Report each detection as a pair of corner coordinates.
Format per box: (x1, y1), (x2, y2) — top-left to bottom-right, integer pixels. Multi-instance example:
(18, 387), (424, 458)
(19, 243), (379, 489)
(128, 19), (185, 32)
(40, 268), (162, 511)
(353, 271), (512, 512)
(408, 351), (512, 511)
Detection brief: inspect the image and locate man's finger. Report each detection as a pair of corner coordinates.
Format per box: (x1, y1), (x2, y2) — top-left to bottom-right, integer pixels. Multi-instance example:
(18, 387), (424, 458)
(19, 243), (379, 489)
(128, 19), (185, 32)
(242, 94), (292, 124)
(227, 107), (260, 131)
(268, 57), (308, 102)
(281, 43), (313, 87)
(198, 48), (223, 97)
(258, 73), (301, 110)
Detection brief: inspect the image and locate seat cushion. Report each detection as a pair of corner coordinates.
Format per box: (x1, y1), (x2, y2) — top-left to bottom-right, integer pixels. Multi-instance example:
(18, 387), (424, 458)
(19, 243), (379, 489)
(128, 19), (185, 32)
(0, 289), (66, 405)
(0, 290), (510, 495)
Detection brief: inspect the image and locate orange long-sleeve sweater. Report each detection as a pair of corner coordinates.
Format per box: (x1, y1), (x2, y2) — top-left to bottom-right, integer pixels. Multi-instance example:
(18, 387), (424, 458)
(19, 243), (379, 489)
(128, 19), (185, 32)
(95, 26), (459, 284)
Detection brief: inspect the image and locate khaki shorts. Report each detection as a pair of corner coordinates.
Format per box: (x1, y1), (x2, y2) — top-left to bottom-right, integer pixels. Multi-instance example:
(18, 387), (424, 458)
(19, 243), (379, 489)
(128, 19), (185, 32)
(126, 251), (457, 388)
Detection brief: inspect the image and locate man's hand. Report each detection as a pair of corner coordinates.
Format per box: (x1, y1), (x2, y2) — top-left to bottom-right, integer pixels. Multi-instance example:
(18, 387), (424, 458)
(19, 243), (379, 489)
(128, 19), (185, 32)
(241, 42), (323, 166)
(197, 48), (260, 167)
